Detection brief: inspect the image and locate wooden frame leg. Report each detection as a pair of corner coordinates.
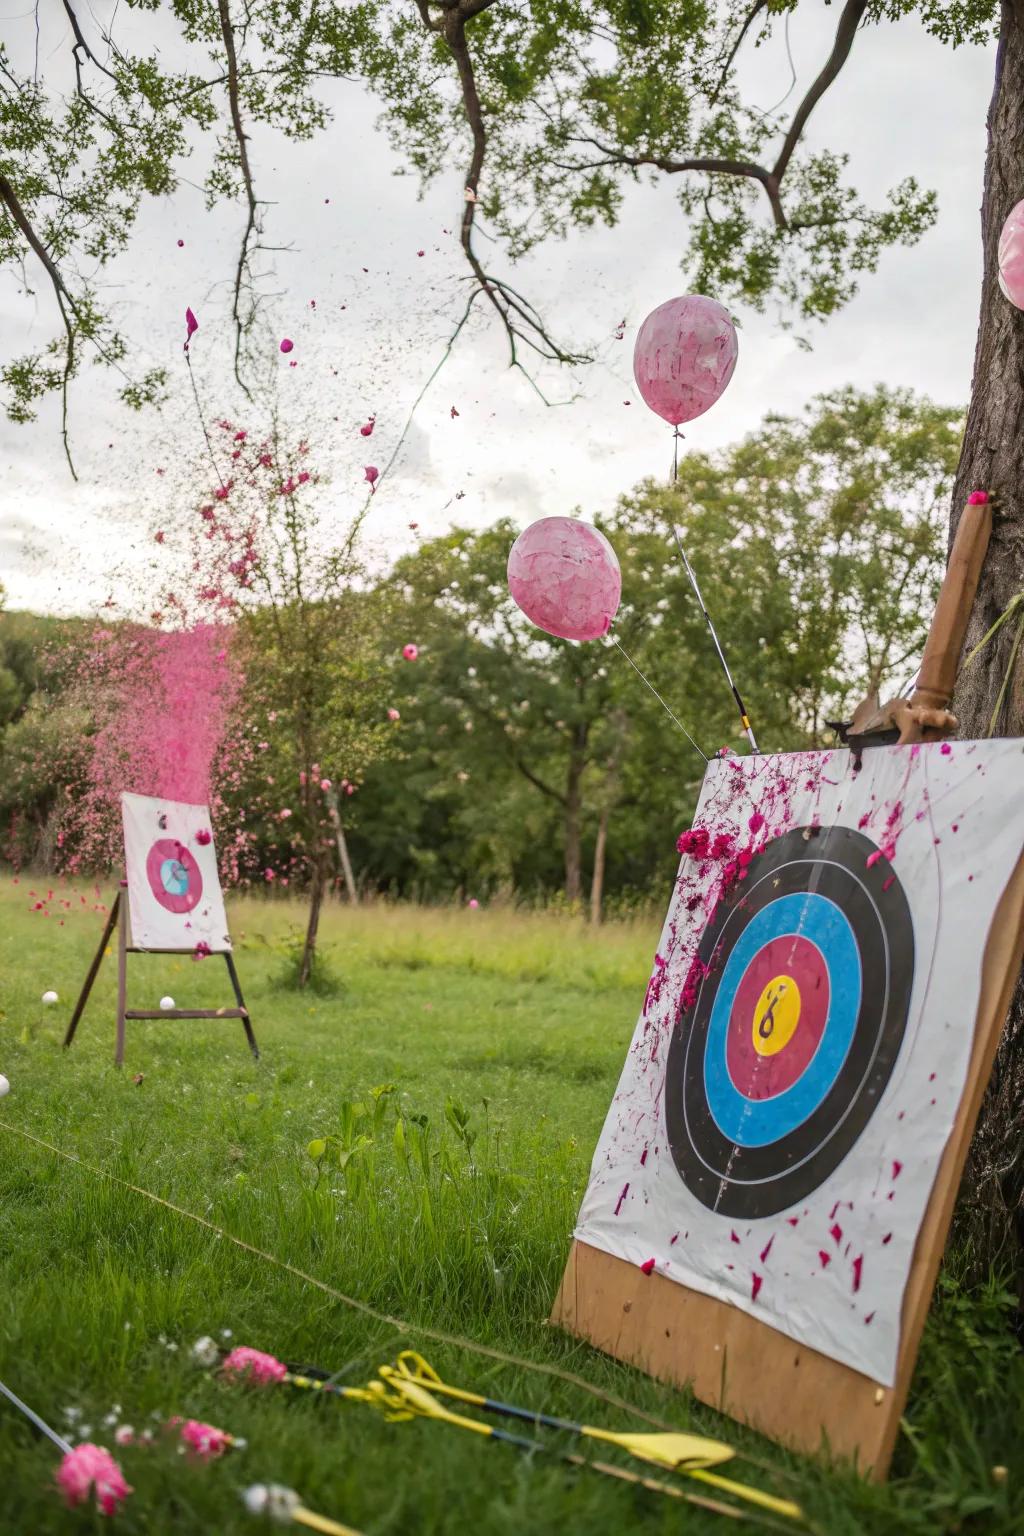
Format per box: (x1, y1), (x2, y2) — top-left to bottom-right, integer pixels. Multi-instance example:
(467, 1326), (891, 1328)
(224, 951), (259, 1060)
(115, 894), (128, 1068)
(63, 892), (120, 1049)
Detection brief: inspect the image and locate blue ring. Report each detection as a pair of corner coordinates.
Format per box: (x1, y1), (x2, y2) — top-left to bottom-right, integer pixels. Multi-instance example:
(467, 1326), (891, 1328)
(703, 893), (861, 1147)
(160, 857), (191, 897)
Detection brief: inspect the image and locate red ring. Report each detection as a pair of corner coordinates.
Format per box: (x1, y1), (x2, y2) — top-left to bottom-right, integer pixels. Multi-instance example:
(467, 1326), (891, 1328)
(724, 934), (830, 1099)
(145, 838), (204, 915)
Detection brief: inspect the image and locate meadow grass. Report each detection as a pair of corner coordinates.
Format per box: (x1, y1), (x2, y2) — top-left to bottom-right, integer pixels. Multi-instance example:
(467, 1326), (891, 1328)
(0, 880), (1021, 1534)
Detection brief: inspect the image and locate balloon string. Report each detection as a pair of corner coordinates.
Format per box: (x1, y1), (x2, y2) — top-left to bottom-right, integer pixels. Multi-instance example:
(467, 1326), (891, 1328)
(608, 638), (708, 763)
(672, 427), (681, 485)
(672, 528), (760, 756)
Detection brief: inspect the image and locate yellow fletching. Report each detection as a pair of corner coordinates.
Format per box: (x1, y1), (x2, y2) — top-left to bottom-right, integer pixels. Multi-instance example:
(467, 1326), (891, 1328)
(377, 1367), (492, 1438)
(582, 1426), (734, 1472)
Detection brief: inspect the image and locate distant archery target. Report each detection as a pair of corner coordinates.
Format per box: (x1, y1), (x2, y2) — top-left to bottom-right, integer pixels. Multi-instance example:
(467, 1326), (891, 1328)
(145, 837), (203, 916)
(664, 826), (914, 1219)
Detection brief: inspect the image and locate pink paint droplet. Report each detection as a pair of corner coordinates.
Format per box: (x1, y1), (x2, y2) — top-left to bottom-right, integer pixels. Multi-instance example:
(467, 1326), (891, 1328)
(864, 1311), (875, 1325)
(751, 1273), (763, 1301)
(830, 1223), (843, 1244)
(759, 1236), (774, 1264)
(364, 465), (379, 488)
(670, 1233), (679, 1245)
(882, 1232), (892, 1245)
(639, 1257), (656, 1276)
(730, 1230), (740, 1244)
(748, 811), (765, 833)
(786, 1216), (799, 1227)
(614, 1182), (629, 1216)
(967, 490), (989, 504)
(940, 742), (952, 755)
(818, 1250), (831, 1268)
(177, 239), (184, 248)
(892, 1160), (903, 1179)
(639, 1146), (649, 1167)
(280, 338), (294, 354)
(852, 1255), (863, 1293)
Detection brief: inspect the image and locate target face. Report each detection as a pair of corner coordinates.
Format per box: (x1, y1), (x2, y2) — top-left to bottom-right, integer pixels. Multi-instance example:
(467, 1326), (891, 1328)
(664, 825), (914, 1219)
(145, 837), (204, 915)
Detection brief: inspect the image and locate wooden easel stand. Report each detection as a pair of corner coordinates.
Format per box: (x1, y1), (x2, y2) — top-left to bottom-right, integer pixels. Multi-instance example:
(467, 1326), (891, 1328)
(63, 885), (259, 1066)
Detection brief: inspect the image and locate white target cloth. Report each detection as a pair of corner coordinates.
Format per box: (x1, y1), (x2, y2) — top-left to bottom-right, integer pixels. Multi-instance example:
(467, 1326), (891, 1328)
(121, 792), (231, 953)
(573, 741), (1024, 1385)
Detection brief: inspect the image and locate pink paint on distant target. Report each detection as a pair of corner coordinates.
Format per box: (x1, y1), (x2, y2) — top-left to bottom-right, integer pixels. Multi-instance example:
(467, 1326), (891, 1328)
(632, 295), (738, 425)
(507, 517), (621, 642)
(998, 199), (1024, 310)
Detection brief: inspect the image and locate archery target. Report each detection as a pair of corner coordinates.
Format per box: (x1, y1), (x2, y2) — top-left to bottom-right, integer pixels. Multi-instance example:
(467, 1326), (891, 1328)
(664, 825), (914, 1219)
(145, 838), (204, 915)
(122, 792), (231, 952)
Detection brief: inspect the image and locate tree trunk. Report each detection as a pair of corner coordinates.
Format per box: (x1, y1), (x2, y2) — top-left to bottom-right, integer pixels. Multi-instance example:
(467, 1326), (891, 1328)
(298, 855), (325, 989)
(325, 788), (358, 904)
(950, 1), (1024, 1280)
(564, 733), (586, 905)
(590, 807), (609, 925)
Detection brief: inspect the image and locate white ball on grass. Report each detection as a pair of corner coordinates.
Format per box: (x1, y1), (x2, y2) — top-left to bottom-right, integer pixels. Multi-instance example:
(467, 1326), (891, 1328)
(0, 1075), (9, 1098)
(41, 990), (59, 1005)
(159, 996), (176, 1011)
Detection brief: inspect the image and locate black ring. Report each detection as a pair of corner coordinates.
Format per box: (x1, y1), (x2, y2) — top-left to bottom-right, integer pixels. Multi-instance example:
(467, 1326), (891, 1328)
(664, 825), (914, 1219)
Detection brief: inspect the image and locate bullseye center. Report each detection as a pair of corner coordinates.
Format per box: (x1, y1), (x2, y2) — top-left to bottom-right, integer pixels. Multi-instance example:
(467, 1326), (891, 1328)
(752, 974), (801, 1057)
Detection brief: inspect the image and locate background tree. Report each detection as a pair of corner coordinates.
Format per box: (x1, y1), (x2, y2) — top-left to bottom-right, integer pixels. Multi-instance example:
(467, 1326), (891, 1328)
(163, 420), (397, 986)
(353, 387), (954, 914)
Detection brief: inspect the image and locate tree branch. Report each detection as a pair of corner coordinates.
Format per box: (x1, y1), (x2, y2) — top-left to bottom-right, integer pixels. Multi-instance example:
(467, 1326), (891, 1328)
(217, 0), (261, 400)
(771, 0), (868, 184)
(419, 1), (589, 373)
(709, 0), (769, 108)
(0, 171), (78, 477)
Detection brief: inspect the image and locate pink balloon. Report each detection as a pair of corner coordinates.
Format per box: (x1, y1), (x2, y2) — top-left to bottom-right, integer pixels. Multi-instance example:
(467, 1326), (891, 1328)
(507, 517), (621, 642)
(998, 199), (1024, 310)
(633, 295), (738, 425)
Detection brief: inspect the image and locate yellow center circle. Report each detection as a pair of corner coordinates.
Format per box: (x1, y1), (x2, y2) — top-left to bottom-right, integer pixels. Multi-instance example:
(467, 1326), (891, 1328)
(752, 974), (801, 1057)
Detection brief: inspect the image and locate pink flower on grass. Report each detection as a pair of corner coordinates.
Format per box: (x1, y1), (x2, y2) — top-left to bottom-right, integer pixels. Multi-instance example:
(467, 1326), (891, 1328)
(177, 1419), (233, 1461)
(468, 898), (479, 910)
(387, 708), (400, 722)
(184, 308), (199, 350)
(222, 1346), (287, 1384)
(402, 644), (418, 662)
(279, 808), (292, 820)
(56, 1445), (132, 1515)
(319, 778), (332, 791)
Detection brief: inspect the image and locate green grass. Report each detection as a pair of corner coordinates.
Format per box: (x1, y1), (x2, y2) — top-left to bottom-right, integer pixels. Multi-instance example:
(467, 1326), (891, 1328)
(0, 881), (1021, 1534)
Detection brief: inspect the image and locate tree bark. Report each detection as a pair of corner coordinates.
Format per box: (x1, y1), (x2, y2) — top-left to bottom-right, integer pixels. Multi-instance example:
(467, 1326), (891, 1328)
(564, 725), (587, 905)
(950, 0), (1024, 1280)
(590, 807), (609, 925)
(325, 787), (359, 904)
(298, 855), (325, 989)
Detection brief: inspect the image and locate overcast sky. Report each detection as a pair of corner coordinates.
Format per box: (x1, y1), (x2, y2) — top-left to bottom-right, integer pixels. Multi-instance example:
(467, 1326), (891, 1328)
(0, 4), (997, 616)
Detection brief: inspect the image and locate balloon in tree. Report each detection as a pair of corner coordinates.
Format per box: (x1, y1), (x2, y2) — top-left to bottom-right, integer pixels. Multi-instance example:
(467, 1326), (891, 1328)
(507, 517), (621, 642)
(998, 199), (1024, 310)
(633, 296), (738, 425)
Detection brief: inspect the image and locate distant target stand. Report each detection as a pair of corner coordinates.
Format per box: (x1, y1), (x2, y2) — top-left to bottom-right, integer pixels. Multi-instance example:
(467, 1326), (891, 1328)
(64, 793), (258, 1067)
